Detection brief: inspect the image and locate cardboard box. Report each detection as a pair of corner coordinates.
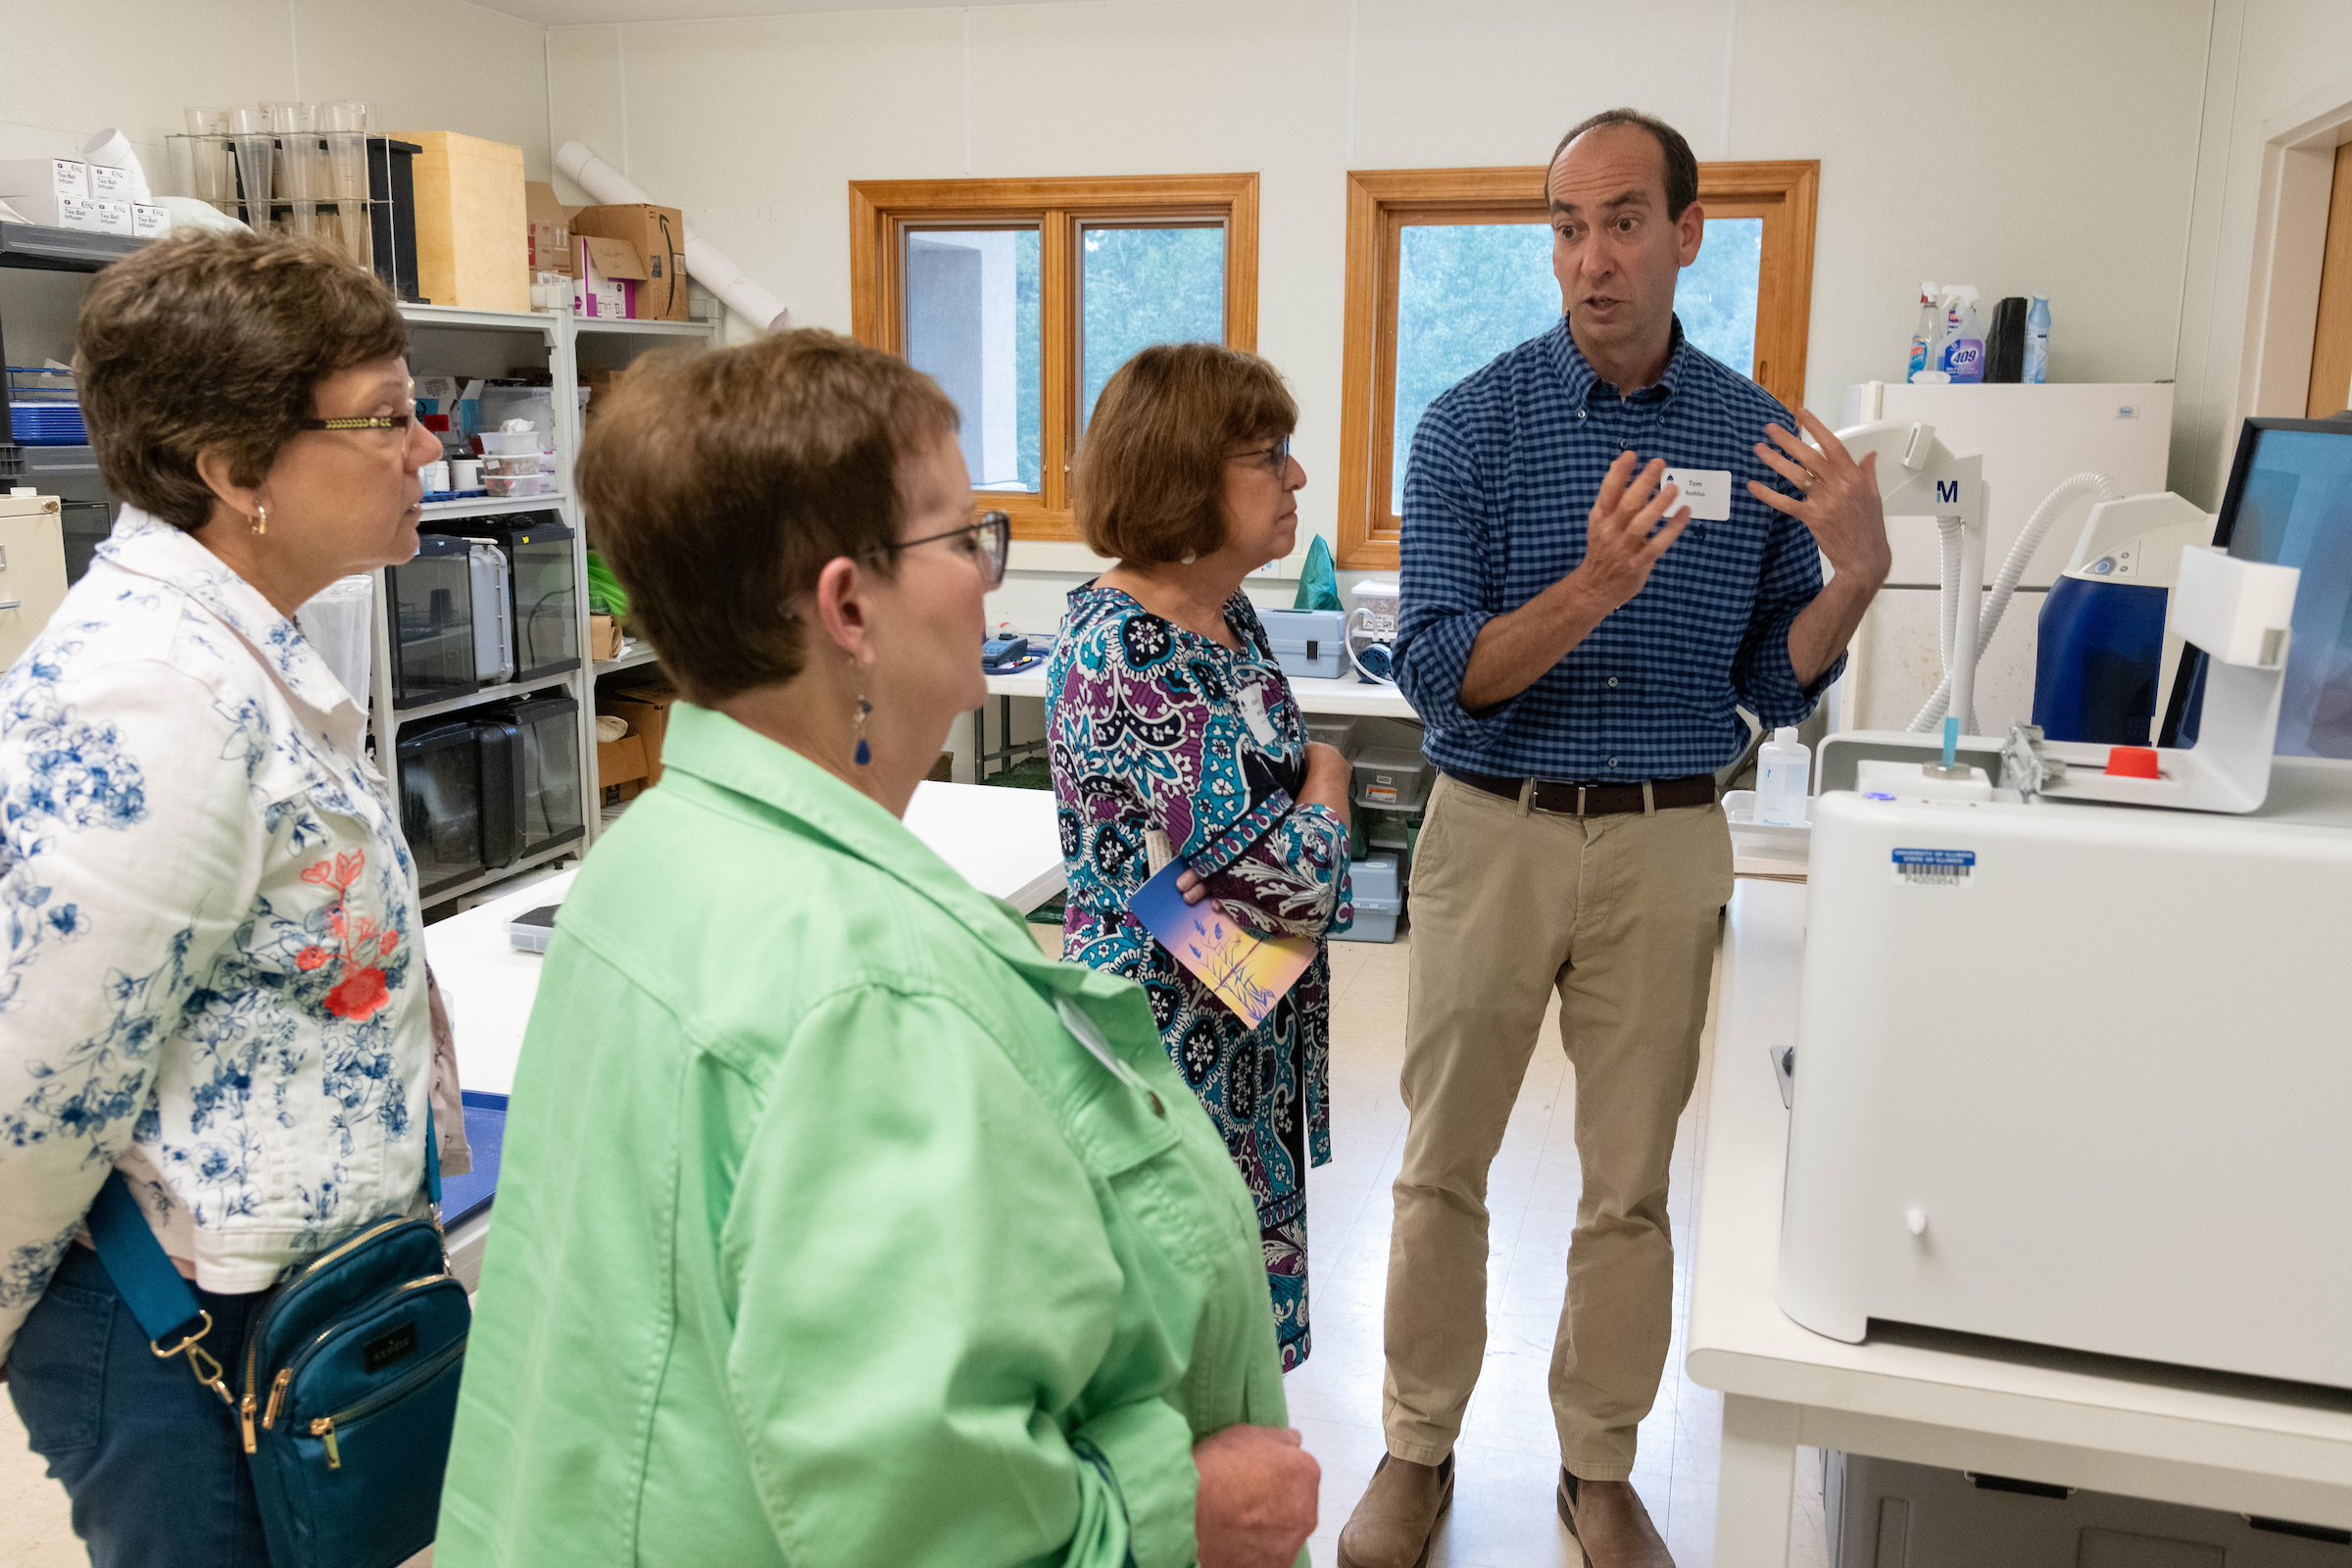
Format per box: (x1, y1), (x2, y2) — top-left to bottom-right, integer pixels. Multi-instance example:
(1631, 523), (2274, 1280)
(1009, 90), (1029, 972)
(0, 159), (87, 201)
(570, 234), (646, 319)
(524, 181), (572, 276)
(596, 732), (648, 791)
(86, 199), (132, 237)
(568, 203), (688, 320)
(589, 613), (623, 661)
(396, 129), (528, 313)
(131, 203), (167, 241)
(597, 684), (679, 786)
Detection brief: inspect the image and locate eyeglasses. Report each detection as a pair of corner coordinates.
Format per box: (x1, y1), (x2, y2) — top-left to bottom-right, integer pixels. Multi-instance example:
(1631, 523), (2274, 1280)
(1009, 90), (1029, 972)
(1229, 434), (1292, 476)
(884, 510), (1010, 587)
(299, 415), (416, 433)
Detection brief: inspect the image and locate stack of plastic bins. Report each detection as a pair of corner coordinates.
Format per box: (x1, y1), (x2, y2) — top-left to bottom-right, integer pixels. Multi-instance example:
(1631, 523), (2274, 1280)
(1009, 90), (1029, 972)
(1334, 853), (1401, 943)
(1348, 744), (1432, 877)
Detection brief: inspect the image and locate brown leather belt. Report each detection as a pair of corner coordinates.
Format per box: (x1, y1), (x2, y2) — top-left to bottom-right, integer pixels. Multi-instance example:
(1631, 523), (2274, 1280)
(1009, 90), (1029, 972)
(1447, 768), (1717, 817)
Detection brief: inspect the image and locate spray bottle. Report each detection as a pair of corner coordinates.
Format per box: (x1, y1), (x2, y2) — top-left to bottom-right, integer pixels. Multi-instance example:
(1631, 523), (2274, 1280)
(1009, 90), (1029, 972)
(1906, 281), (1940, 382)
(1938, 285), (1985, 382)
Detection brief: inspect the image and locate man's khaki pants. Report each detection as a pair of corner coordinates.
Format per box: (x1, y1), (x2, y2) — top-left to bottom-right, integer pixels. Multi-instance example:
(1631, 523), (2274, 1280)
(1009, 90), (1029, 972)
(1380, 771), (1731, 1481)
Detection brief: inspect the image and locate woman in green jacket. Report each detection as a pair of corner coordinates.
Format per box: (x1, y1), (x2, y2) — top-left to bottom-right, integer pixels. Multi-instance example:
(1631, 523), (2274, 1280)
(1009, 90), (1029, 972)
(434, 330), (1318, 1568)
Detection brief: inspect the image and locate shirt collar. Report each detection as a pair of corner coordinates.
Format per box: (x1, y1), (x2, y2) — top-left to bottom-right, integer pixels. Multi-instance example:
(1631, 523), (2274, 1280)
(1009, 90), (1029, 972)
(1547, 313), (1691, 407)
(659, 702), (1136, 1006)
(97, 507), (366, 749)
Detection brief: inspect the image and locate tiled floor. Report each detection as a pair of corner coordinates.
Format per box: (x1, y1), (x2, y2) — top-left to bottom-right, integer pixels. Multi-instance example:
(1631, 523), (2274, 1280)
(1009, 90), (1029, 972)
(1, 920), (1826, 1568)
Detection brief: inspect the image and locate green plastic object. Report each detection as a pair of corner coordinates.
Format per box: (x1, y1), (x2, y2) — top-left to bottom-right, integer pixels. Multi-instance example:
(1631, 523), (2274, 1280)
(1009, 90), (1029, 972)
(586, 549), (630, 617)
(1293, 534), (1342, 612)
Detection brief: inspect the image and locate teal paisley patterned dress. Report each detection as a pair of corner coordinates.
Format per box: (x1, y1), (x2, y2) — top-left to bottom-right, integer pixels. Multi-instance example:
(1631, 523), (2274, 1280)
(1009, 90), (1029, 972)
(1047, 583), (1351, 1370)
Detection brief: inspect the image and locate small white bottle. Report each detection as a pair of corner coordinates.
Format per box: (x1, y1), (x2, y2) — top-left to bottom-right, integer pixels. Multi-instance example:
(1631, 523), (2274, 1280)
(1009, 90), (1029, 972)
(1754, 727), (1812, 826)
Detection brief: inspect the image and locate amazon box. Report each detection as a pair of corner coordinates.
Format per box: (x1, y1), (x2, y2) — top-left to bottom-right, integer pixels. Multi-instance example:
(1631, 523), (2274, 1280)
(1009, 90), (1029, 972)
(569, 203), (687, 320)
(570, 234), (646, 319)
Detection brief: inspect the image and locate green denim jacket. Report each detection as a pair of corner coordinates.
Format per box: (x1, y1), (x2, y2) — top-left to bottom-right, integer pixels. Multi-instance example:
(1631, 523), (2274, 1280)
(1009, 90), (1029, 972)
(435, 704), (1295, 1568)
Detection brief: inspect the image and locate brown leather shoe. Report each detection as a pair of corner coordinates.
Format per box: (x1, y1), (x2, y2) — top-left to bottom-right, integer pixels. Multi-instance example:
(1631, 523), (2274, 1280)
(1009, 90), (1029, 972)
(1336, 1452), (1454, 1568)
(1556, 1470), (1674, 1568)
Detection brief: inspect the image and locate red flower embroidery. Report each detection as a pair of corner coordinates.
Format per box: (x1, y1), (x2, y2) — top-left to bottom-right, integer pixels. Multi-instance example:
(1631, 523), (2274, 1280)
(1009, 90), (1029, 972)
(297, 848), (401, 1021)
(324, 966), (391, 1020)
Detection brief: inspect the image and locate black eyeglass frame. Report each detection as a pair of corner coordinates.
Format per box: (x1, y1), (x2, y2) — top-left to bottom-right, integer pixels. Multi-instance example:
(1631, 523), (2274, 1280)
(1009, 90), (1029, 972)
(298, 415), (416, 433)
(883, 510), (1011, 587)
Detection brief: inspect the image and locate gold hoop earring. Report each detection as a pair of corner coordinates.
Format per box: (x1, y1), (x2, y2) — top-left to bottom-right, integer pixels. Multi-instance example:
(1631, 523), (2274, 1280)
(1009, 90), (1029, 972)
(250, 504), (268, 538)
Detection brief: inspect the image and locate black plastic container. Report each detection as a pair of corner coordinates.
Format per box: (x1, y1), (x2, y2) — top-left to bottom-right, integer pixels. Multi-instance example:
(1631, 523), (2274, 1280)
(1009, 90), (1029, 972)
(497, 692), (585, 857)
(368, 136), (423, 303)
(386, 534), (478, 710)
(1985, 295), (2029, 383)
(397, 721), (486, 899)
(486, 514), (580, 681)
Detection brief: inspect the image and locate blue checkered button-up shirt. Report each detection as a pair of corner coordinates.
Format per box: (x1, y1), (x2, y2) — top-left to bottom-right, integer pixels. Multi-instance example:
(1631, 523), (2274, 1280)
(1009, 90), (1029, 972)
(1395, 316), (1841, 782)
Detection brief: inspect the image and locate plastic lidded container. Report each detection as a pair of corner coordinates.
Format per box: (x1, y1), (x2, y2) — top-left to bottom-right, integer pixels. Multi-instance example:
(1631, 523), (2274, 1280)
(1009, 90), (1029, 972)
(1754, 726), (1811, 826)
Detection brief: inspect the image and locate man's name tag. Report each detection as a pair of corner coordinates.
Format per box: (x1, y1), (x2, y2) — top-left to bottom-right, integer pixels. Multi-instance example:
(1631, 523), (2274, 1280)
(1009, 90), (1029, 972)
(1662, 467), (1735, 522)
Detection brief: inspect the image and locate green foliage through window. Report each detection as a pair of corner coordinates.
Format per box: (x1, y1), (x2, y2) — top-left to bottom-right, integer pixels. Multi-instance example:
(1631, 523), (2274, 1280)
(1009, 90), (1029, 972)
(1080, 226), (1226, 427)
(1391, 218), (1765, 512)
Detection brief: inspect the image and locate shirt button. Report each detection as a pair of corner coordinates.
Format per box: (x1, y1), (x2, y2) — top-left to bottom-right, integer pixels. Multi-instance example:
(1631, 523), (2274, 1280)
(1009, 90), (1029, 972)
(1608, 676), (1619, 687)
(1578, 410), (1588, 420)
(1608, 758), (1618, 768)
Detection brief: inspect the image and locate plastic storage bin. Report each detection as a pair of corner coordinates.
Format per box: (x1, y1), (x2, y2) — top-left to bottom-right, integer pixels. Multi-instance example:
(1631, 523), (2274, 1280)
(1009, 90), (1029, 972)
(1333, 853), (1401, 943)
(496, 692), (585, 857)
(490, 513), (580, 682)
(1258, 609), (1347, 680)
(1305, 718), (1357, 757)
(1352, 745), (1433, 810)
(1825, 1450), (2350, 1568)
(386, 534), (479, 710)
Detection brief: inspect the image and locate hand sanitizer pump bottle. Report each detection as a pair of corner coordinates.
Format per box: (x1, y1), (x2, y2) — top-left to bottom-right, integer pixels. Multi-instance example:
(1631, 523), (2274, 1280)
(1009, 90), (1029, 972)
(1755, 727), (1812, 826)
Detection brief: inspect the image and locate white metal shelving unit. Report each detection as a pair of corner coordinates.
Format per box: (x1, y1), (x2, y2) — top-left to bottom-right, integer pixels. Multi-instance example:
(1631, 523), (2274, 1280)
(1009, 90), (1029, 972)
(372, 303), (716, 907)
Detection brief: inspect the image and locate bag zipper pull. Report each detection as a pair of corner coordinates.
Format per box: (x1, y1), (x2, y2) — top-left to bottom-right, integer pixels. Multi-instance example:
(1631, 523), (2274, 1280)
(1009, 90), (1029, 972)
(264, 1367), (291, 1430)
(311, 1416), (341, 1469)
(240, 1391), (258, 1452)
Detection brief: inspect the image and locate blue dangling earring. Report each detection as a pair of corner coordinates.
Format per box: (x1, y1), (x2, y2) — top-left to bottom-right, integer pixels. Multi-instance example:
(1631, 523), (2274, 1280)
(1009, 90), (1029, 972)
(853, 694), (873, 766)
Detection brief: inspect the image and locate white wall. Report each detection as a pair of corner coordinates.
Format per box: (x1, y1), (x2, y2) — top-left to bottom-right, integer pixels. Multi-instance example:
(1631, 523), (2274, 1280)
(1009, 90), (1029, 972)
(2168, 0), (2352, 508)
(0, 0), (553, 176)
(542, 0), (2217, 638)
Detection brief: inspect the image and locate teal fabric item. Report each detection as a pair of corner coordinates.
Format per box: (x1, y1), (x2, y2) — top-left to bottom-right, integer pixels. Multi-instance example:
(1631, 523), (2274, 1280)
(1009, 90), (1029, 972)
(1293, 534), (1342, 611)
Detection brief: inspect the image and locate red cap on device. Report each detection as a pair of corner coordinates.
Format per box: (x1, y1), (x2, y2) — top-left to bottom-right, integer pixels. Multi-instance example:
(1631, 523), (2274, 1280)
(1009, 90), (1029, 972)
(2106, 746), (2161, 779)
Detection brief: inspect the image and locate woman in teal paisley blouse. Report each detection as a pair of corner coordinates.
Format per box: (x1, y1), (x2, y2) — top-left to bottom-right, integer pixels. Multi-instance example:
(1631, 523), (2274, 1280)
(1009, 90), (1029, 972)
(1048, 344), (1353, 1371)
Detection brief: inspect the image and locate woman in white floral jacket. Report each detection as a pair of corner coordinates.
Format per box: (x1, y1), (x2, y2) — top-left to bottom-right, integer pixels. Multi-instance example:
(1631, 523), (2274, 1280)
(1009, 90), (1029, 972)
(0, 230), (466, 1566)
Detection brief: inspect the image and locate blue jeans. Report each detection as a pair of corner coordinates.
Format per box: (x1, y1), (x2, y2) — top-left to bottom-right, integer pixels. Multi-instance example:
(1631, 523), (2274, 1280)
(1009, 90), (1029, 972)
(7, 1242), (270, 1567)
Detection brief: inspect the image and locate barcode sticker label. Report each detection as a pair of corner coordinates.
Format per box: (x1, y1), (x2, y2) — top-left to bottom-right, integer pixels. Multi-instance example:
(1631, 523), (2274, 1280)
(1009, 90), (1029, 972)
(1892, 848), (1975, 887)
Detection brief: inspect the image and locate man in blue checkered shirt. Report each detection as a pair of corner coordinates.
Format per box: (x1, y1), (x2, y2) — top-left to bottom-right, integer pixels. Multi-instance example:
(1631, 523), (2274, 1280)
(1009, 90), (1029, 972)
(1338, 111), (1890, 1568)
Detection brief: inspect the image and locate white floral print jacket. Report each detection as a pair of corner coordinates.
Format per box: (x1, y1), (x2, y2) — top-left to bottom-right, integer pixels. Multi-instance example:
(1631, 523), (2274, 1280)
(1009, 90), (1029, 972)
(0, 509), (460, 1361)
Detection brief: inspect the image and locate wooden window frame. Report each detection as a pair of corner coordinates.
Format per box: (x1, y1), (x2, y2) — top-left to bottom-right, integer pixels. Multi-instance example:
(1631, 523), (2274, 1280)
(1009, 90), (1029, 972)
(850, 173), (1259, 543)
(1335, 161), (1819, 570)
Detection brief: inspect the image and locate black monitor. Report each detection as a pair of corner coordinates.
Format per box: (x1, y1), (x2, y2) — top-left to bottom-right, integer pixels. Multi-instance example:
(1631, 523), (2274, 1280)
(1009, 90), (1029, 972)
(2158, 416), (2352, 758)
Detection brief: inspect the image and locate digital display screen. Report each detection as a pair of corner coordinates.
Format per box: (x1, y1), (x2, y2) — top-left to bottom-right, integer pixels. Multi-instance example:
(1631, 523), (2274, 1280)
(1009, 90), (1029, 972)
(2167, 423), (2352, 758)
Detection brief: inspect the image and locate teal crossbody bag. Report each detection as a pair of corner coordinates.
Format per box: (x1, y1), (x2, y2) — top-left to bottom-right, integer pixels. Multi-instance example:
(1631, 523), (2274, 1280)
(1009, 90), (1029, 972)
(87, 1112), (470, 1568)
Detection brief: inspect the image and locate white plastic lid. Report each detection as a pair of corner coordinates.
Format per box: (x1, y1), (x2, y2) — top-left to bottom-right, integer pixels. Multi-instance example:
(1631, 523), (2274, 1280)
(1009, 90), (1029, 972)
(1774, 726), (1798, 744)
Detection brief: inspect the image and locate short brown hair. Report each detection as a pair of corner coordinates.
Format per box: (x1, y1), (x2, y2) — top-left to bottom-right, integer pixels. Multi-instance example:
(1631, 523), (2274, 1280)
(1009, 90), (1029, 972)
(75, 230), (407, 532)
(1549, 108), (1699, 220)
(1073, 343), (1297, 564)
(575, 329), (957, 705)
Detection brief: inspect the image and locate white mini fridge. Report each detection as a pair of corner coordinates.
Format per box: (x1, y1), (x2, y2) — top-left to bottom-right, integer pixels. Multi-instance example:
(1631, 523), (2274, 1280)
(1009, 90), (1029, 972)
(1835, 382), (2179, 735)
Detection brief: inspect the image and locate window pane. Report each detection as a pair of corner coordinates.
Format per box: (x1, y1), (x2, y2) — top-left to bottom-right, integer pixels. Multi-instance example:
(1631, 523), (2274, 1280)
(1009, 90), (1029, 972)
(905, 227), (1042, 492)
(1393, 223), (1559, 513)
(1391, 218), (1769, 513)
(1679, 217), (1763, 380)
(1081, 225), (1225, 427)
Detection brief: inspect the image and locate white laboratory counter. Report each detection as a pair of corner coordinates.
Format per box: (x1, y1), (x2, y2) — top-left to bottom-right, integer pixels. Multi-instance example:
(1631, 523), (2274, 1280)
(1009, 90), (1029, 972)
(424, 781), (1064, 1099)
(1694, 881), (2352, 1564)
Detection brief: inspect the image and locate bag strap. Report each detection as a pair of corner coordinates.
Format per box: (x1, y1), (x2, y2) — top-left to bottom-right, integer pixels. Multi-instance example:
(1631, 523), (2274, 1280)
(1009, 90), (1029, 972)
(87, 1105), (439, 1402)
